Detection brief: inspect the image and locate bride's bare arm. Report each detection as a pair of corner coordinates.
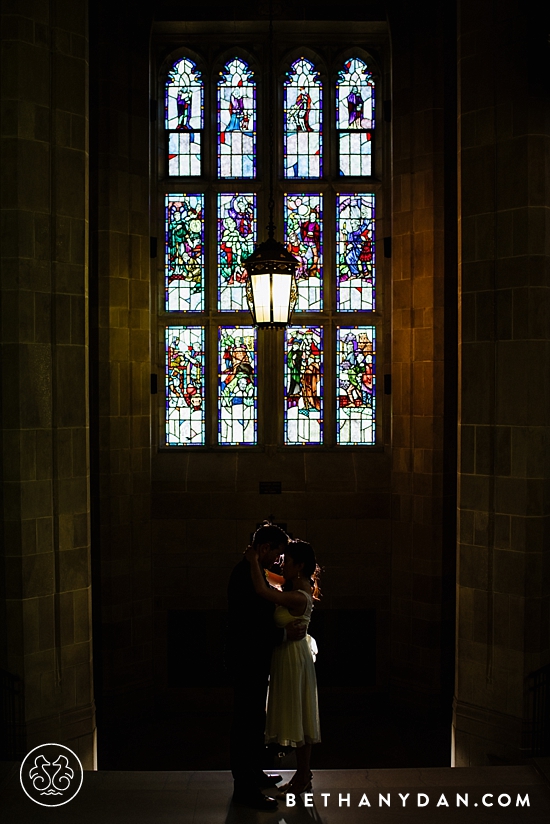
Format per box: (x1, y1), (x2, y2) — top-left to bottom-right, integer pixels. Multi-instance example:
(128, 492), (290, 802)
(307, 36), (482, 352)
(265, 569), (284, 588)
(244, 546), (307, 612)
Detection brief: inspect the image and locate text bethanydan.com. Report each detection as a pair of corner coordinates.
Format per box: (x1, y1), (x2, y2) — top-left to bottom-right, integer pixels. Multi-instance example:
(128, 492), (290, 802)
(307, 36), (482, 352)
(285, 792), (530, 808)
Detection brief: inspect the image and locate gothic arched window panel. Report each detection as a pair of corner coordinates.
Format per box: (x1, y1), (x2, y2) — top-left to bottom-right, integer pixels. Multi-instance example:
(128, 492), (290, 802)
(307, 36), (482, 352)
(166, 57), (203, 177)
(336, 57), (375, 177)
(336, 327), (376, 445)
(166, 327), (206, 446)
(218, 326), (258, 445)
(218, 193), (257, 311)
(284, 326), (323, 445)
(336, 194), (376, 311)
(218, 58), (256, 179)
(284, 194), (323, 312)
(165, 194), (204, 312)
(284, 58), (322, 179)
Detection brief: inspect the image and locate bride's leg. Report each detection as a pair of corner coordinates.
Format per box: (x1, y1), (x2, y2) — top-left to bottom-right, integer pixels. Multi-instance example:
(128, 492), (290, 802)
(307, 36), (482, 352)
(295, 742), (312, 784)
(276, 744), (313, 797)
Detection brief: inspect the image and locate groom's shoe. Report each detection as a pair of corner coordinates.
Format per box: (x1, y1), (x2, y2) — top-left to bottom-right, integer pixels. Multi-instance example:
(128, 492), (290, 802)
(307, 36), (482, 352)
(258, 773), (283, 788)
(232, 791), (278, 811)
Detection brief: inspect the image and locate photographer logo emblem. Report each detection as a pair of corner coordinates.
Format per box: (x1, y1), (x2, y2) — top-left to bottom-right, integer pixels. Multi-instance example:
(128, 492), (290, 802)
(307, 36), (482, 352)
(20, 743), (83, 807)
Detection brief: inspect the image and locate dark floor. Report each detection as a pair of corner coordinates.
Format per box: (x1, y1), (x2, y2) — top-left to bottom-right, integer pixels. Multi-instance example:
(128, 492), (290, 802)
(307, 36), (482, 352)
(97, 688), (451, 771)
(4, 765), (550, 824)
(5, 711), (549, 823)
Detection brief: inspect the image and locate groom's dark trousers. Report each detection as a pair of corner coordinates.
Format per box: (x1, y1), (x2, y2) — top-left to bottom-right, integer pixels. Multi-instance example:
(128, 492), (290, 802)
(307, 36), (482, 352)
(227, 558), (283, 795)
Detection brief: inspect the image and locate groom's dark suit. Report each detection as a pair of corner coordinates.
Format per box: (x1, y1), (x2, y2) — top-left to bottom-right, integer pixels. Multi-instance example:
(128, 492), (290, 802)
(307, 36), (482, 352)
(227, 558), (283, 794)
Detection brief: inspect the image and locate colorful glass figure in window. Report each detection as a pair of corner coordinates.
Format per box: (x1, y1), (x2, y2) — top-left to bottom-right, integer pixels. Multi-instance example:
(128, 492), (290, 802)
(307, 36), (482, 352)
(165, 195), (204, 311)
(218, 58), (256, 178)
(284, 58), (322, 178)
(284, 327), (323, 445)
(218, 194), (256, 311)
(284, 194), (323, 311)
(218, 327), (257, 445)
(336, 327), (375, 444)
(336, 58), (375, 177)
(166, 57), (203, 176)
(166, 327), (205, 445)
(336, 194), (375, 311)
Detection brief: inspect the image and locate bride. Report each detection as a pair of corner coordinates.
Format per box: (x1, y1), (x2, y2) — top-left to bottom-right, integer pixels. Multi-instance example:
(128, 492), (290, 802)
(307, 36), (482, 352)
(245, 539), (321, 796)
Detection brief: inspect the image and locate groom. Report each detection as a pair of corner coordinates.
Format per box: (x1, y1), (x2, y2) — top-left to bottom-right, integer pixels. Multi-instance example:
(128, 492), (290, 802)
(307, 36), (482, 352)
(227, 523), (305, 811)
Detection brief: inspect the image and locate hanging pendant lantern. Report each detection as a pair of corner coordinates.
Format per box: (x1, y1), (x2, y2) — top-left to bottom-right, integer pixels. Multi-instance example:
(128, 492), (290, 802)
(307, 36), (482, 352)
(244, 237), (298, 328)
(244, 0), (298, 329)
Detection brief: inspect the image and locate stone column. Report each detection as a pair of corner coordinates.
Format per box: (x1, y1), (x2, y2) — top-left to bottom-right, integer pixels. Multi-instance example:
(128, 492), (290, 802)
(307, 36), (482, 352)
(455, 0), (550, 764)
(389, 1), (458, 709)
(92, 1), (153, 717)
(1, 0), (95, 766)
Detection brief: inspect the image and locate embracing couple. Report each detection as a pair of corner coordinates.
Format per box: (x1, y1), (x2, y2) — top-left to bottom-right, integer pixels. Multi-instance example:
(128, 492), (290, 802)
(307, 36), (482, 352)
(227, 523), (321, 811)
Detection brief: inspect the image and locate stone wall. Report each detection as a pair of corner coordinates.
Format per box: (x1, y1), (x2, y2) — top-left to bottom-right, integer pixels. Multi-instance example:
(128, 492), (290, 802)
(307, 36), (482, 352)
(0, 0), (95, 766)
(151, 455), (393, 695)
(455, 0), (550, 765)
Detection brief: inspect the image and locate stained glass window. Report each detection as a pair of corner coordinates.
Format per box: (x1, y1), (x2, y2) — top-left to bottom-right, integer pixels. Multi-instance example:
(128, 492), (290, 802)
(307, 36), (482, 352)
(284, 327), (323, 445)
(218, 327), (257, 445)
(165, 194), (204, 312)
(284, 58), (322, 179)
(336, 327), (375, 445)
(218, 194), (256, 311)
(161, 45), (382, 450)
(218, 58), (256, 179)
(166, 327), (206, 446)
(166, 57), (203, 176)
(336, 194), (375, 311)
(336, 58), (375, 177)
(284, 194), (323, 312)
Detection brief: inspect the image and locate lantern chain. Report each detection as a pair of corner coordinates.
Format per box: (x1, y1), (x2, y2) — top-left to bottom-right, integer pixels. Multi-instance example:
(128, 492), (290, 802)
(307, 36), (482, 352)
(267, 0), (275, 240)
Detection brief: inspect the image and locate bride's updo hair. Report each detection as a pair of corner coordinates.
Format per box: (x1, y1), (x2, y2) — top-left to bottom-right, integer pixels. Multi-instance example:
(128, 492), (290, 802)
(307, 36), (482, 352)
(286, 539), (322, 600)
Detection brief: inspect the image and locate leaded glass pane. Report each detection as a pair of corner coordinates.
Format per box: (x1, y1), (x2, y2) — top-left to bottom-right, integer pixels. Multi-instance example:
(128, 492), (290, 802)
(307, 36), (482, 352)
(284, 194), (323, 311)
(336, 327), (375, 445)
(218, 194), (256, 311)
(284, 327), (323, 445)
(284, 58), (322, 179)
(218, 58), (256, 179)
(336, 194), (375, 311)
(338, 132), (372, 177)
(168, 134), (201, 176)
(166, 58), (203, 177)
(166, 327), (205, 446)
(165, 194), (204, 312)
(218, 327), (257, 445)
(336, 58), (375, 177)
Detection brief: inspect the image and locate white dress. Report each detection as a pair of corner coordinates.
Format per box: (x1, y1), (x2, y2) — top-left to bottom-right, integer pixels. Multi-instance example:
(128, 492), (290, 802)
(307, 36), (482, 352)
(265, 590), (321, 747)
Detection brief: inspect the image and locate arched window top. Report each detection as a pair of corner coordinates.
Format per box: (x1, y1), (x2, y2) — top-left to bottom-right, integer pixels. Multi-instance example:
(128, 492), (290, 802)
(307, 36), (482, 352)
(336, 57), (374, 177)
(218, 57), (256, 179)
(284, 57), (323, 179)
(166, 57), (204, 131)
(219, 56), (255, 88)
(285, 56), (322, 89)
(336, 57), (375, 131)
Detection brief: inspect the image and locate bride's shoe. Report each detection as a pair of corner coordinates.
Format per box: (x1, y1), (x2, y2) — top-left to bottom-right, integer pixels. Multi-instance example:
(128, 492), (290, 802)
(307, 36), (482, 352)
(276, 773), (313, 798)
